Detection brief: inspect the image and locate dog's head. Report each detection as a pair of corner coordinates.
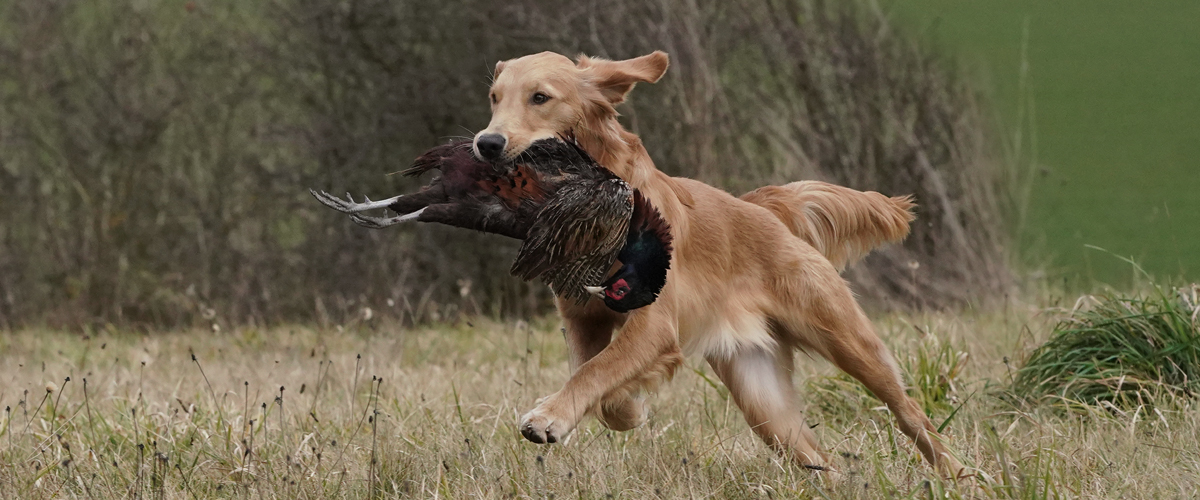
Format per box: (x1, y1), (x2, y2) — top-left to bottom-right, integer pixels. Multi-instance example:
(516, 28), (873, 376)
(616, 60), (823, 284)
(473, 51), (669, 162)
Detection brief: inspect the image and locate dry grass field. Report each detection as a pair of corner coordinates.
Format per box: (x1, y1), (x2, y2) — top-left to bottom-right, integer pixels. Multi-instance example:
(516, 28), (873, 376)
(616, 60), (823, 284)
(2, 302), (1198, 499)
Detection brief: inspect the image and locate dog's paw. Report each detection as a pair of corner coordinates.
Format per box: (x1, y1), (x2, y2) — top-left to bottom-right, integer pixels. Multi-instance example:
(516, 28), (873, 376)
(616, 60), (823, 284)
(519, 403), (576, 444)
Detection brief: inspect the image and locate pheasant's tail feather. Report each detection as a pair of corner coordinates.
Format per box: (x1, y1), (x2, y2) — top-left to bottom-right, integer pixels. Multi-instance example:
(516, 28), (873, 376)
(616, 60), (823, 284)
(740, 181), (915, 270)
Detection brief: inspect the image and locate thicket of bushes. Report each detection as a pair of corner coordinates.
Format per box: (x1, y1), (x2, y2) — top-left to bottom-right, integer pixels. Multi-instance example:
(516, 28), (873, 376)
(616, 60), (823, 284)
(0, 0), (1012, 328)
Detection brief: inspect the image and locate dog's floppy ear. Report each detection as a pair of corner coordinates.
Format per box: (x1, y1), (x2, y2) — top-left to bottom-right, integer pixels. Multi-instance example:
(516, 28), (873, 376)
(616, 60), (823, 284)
(578, 51), (669, 105)
(492, 60), (507, 81)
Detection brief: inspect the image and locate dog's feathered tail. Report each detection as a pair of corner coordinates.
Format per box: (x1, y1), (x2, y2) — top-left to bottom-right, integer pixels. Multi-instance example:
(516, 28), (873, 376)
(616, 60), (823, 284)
(740, 181), (915, 271)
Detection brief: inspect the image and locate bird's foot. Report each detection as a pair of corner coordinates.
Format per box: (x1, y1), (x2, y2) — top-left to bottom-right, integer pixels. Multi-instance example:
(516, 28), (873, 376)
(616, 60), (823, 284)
(349, 208), (425, 228)
(309, 189), (402, 214)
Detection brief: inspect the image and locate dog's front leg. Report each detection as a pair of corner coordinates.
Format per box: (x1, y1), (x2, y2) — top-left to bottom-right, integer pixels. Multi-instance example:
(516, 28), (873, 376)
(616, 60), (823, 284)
(520, 304), (682, 444)
(558, 298), (650, 431)
(558, 298), (625, 373)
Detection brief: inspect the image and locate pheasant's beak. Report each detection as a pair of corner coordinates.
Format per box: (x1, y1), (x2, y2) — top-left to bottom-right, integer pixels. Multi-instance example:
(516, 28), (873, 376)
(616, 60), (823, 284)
(584, 286), (604, 297)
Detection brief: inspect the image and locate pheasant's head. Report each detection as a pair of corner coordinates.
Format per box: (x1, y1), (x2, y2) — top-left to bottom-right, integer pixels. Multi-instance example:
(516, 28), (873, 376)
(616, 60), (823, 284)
(589, 277), (632, 303)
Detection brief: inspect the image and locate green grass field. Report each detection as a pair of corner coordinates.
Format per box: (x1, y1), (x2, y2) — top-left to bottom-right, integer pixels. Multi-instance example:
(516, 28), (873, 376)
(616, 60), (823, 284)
(892, 0), (1200, 287)
(3, 306), (1198, 498)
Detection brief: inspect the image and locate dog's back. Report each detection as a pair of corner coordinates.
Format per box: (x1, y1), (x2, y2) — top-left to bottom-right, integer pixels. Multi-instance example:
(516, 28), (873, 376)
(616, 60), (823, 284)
(740, 181), (915, 270)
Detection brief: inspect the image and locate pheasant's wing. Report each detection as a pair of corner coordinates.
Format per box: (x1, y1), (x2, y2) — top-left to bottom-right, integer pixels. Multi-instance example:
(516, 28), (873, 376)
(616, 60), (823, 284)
(543, 238), (627, 303)
(510, 179), (633, 290)
(401, 140), (474, 177)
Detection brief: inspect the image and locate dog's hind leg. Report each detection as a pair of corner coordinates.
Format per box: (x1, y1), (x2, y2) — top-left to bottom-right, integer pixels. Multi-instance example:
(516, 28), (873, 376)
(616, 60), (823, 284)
(706, 344), (829, 470)
(801, 297), (965, 477)
(764, 244), (964, 477)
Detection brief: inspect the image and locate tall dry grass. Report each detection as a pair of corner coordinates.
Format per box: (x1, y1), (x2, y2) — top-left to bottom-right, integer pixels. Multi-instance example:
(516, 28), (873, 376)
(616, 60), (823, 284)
(0, 0), (1012, 329)
(2, 309), (1197, 498)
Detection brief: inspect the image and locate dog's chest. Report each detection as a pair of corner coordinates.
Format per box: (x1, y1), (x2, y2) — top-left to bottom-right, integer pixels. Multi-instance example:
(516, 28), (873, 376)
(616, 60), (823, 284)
(678, 305), (776, 360)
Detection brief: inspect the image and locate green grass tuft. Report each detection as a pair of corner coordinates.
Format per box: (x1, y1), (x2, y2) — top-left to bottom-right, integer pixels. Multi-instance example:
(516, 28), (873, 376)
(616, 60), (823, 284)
(1014, 285), (1200, 407)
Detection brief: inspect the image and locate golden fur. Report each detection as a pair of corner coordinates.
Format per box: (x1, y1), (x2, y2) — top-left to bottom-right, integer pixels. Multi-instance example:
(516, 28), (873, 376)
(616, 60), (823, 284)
(740, 181), (916, 271)
(475, 50), (964, 477)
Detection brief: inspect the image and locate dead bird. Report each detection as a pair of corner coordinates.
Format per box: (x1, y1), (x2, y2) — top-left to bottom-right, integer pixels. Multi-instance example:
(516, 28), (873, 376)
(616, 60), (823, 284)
(311, 138), (672, 305)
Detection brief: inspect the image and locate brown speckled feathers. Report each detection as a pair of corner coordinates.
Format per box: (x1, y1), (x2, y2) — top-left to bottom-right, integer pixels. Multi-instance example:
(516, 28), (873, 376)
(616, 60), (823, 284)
(505, 140), (634, 302)
(511, 178), (632, 301)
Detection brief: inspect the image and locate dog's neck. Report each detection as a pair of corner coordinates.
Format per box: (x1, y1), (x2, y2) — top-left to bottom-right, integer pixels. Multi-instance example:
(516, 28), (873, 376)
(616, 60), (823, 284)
(573, 110), (692, 240)
(574, 113), (655, 189)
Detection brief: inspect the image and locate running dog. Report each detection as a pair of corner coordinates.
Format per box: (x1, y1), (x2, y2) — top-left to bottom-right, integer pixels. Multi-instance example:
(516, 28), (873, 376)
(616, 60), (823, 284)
(473, 50), (964, 476)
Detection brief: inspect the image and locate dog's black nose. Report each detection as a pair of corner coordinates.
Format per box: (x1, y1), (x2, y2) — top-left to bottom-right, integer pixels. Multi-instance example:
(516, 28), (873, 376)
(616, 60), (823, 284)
(475, 133), (507, 160)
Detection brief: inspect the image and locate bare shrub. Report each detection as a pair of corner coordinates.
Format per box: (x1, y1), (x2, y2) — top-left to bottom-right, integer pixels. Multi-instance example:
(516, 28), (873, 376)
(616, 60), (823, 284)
(0, 0), (1012, 328)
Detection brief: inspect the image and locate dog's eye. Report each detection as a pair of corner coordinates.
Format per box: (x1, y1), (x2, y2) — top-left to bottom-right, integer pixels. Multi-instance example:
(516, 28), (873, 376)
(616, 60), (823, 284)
(530, 92), (550, 105)
(490, 92), (498, 105)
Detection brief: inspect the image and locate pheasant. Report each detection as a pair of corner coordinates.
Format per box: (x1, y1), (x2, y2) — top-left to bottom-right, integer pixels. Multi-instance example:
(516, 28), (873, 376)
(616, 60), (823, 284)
(311, 138), (672, 305)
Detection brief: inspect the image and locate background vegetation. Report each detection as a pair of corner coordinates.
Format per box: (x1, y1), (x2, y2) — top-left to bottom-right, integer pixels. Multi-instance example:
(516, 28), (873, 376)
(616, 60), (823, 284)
(0, 0), (1013, 329)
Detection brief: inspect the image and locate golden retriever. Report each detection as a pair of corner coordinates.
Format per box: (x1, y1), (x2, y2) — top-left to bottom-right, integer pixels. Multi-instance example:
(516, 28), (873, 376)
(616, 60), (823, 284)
(473, 50), (964, 476)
